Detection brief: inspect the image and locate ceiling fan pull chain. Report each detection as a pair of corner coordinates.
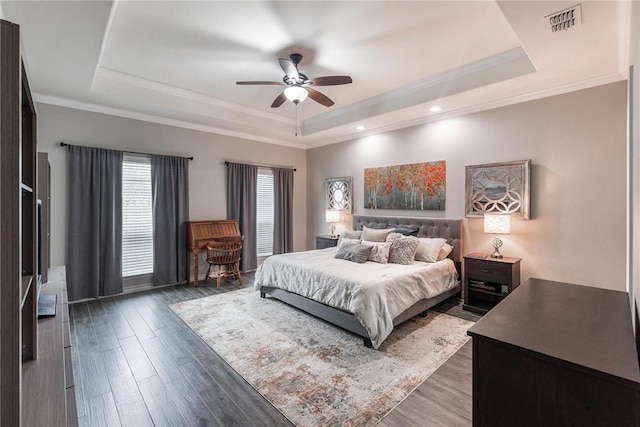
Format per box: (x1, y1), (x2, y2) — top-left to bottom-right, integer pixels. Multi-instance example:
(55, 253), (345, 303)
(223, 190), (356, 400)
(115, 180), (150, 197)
(295, 104), (298, 137)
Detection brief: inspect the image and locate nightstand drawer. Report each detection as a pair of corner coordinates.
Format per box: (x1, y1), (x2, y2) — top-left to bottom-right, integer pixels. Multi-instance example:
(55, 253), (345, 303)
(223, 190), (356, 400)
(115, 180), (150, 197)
(466, 259), (510, 284)
(316, 235), (339, 249)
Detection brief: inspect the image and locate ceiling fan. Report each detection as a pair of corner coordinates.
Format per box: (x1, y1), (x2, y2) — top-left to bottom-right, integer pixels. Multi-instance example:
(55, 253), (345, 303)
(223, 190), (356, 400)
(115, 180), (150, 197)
(236, 53), (352, 108)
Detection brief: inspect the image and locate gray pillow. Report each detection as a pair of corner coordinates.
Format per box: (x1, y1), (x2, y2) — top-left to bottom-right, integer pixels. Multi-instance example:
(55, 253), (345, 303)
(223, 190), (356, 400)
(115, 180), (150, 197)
(362, 226), (395, 242)
(389, 236), (420, 265)
(336, 237), (361, 252)
(342, 230), (362, 240)
(334, 241), (373, 264)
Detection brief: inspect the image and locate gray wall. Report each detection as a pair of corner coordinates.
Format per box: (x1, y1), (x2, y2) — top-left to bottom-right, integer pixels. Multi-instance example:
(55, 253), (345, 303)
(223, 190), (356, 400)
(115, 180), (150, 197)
(308, 82), (627, 291)
(36, 104), (307, 267)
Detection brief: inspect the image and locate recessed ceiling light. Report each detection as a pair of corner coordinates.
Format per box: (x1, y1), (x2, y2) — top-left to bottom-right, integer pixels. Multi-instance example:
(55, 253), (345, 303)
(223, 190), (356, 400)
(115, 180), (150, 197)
(356, 125), (365, 131)
(430, 106), (442, 112)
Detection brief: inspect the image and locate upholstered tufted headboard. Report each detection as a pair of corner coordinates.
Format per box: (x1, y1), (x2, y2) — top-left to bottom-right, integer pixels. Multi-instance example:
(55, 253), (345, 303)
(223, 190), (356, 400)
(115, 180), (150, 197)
(352, 215), (462, 263)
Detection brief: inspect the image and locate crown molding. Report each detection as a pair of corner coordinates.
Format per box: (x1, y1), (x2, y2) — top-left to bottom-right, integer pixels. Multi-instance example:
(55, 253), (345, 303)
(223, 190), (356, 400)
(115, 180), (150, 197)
(94, 67), (293, 126)
(34, 70), (625, 152)
(90, 0), (118, 92)
(35, 93), (306, 149)
(305, 71), (625, 149)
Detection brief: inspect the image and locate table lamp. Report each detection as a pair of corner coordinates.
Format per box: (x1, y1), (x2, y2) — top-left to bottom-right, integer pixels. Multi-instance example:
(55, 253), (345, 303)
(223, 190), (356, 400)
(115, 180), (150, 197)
(325, 210), (342, 238)
(484, 214), (511, 259)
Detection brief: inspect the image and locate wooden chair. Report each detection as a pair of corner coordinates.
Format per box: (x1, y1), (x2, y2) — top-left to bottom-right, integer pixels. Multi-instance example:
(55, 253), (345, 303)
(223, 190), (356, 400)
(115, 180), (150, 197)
(205, 235), (244, 288)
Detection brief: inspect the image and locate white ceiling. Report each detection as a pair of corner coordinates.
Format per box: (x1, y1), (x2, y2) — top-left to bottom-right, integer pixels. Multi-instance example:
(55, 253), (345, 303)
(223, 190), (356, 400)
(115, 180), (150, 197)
(1, 1), (630, 149)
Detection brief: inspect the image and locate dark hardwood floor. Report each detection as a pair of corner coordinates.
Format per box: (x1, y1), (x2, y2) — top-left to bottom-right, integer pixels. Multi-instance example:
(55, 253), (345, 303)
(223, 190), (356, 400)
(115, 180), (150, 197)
(70, 273), (481, 426)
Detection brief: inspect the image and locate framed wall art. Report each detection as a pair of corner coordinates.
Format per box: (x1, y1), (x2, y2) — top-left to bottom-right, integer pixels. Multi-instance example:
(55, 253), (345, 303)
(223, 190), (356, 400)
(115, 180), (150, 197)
(364, 160), (446, 211)
(326, 176), (353, 212)
(465, 159), (530, 219)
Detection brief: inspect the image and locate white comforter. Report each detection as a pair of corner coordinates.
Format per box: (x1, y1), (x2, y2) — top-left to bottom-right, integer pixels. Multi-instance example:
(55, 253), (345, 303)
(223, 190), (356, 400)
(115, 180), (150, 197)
(254, 247), (459, 348)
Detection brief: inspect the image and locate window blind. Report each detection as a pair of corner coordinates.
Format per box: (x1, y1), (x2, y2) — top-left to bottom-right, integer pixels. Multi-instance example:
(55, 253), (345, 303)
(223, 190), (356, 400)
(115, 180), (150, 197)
(122, 155), (154, 277)
(257, 169), (274, 258)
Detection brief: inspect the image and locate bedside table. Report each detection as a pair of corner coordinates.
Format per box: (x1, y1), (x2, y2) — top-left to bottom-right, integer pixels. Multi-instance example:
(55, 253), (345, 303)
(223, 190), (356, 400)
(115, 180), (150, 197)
(463, 255), (521, 314)
(316, 235), (339, 249)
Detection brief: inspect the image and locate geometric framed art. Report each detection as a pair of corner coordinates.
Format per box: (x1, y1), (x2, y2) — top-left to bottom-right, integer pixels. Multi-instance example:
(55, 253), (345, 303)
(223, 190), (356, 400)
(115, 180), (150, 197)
(364, 160), (446, 210)
(465, 159), (530, 219)
(326, 176), (353, 212)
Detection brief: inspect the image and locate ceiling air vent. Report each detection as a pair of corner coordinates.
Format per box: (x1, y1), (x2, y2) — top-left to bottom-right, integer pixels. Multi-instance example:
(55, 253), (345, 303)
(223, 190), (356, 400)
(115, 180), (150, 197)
(545, 4), (582, 33)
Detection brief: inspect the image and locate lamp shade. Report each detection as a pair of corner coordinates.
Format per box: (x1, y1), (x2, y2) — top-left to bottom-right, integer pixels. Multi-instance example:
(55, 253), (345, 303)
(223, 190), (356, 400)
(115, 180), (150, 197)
(284, 85), (308, 104)
(325, 209), (342, 223)
(484, 214), (511, 234)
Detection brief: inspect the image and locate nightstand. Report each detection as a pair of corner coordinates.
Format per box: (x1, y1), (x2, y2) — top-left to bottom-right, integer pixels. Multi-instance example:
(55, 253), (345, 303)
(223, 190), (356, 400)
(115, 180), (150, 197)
(316, 235), (339, 249)
(463, 255), (521, 314)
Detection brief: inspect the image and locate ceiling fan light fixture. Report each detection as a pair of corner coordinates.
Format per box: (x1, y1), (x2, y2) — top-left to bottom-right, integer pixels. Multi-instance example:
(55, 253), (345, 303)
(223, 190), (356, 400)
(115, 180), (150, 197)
(284, 85), (308, 104)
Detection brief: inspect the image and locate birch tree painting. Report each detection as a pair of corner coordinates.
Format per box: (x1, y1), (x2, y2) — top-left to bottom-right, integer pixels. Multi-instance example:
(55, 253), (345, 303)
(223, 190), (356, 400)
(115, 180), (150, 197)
(364, 161), (446, 210)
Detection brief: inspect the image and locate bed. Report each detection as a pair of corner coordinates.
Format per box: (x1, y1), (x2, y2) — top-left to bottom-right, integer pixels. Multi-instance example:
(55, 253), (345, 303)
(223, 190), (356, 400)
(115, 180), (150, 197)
(254, 215), (462, 349)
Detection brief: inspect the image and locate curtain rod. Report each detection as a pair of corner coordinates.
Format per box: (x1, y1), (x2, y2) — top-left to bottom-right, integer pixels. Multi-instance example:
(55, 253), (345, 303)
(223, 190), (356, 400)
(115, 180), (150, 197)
(59, 142), (194, 161)
(224, 160), (296, 171)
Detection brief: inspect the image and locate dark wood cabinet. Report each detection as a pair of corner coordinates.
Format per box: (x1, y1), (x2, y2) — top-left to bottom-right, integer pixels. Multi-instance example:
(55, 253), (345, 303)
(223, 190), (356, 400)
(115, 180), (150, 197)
(316, 235), (339, 249)
(468, 278), (640, 426)
(0, 18), (38, 426)
(463, 256), (520, 314)
(0, 19), (74, 427)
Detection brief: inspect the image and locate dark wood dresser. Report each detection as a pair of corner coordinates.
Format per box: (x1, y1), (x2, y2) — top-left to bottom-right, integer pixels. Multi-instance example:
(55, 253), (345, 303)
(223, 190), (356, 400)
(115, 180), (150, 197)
(467, 278), (640, 427)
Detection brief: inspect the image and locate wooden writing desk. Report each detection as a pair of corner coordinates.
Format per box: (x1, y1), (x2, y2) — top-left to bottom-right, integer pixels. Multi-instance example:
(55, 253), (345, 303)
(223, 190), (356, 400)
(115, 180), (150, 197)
(186, 220), (240, 286)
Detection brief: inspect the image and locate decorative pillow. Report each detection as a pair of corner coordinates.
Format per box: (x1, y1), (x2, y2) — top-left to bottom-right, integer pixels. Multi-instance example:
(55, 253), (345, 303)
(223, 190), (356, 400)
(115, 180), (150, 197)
(334, 241), (373, 264)
(394, 226), (419, 237)
(336, 237), (360, 252)
(342, 230), (362, 240)
(414, 237), (447, 263)
(389, 236), (420, 265)
(362, 240), (392, 264)
(386, 232), (403, 242)
(437, 243), (454, 261)
(362, 226), (395, 242)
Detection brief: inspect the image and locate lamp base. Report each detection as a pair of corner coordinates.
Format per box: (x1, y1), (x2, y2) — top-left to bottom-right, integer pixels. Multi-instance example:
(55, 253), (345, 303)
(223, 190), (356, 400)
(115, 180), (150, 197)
(490, 237), (503, 259)
(329, 224), (337, 238)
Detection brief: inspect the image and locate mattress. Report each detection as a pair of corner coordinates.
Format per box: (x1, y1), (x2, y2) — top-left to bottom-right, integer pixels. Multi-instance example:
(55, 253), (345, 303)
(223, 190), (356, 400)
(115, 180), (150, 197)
(254, 247), (459, 348)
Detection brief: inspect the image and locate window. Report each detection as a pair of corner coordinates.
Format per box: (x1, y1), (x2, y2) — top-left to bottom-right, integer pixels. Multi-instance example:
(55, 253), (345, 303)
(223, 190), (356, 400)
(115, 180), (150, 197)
(122, 155), (154, 277)
(257, 169), (274, 259)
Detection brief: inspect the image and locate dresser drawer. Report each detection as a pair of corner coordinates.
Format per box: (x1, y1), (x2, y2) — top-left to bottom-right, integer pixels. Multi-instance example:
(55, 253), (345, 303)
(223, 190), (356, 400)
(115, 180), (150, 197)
(466, 258), (510, 284)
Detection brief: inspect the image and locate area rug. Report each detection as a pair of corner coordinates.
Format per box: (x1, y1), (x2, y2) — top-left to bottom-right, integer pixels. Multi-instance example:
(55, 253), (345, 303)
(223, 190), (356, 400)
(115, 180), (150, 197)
(170, 288), (473, 427)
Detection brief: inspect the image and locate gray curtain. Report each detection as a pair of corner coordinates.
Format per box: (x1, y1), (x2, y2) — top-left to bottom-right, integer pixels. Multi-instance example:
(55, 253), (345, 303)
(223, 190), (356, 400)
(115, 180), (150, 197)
(67, 145), (123, 301)
(226, 162), (258, 271)
(273, 168), (294, 254)
(151, 155), (189, 286)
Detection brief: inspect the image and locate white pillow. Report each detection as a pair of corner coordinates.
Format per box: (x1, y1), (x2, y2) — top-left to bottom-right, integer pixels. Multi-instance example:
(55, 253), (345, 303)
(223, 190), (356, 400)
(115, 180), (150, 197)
(362, 239), (392, 263)
(437, 243), (454, 261)
(361, 226), (395, 242)
(414, 237), (446, 263)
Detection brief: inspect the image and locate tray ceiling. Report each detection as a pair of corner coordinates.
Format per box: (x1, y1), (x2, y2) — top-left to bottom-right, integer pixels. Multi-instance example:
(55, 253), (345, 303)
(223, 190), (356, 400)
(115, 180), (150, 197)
(1, 1), (628, 149)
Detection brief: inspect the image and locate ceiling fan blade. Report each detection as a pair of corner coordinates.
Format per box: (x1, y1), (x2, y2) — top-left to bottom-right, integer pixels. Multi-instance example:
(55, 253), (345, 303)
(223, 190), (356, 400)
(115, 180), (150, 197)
(271, 92), (287, 108)
(310, 76), (353, 86)
(278, 58), (299, 81)
(307, 88), (334, 107)
(236, 81), (284, 85)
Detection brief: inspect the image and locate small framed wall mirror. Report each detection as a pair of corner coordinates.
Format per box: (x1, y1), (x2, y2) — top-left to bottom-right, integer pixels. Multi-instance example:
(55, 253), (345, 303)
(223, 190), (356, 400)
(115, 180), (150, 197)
(326, 177), (353, 212)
